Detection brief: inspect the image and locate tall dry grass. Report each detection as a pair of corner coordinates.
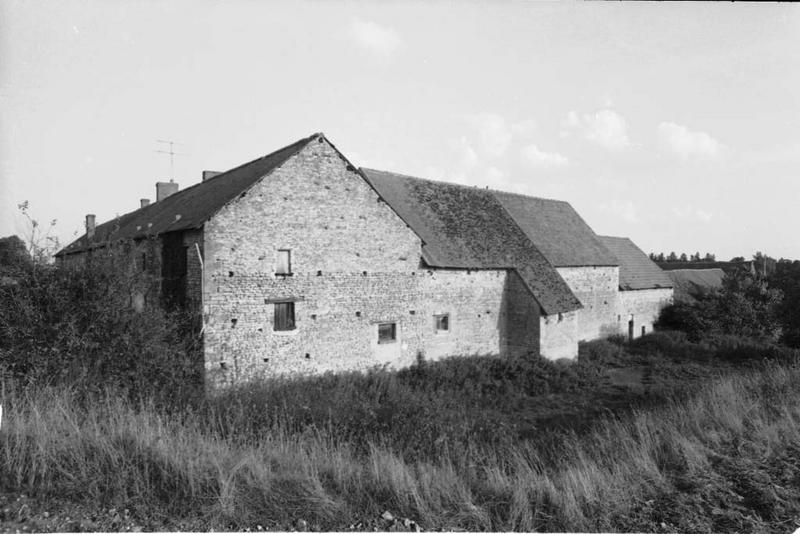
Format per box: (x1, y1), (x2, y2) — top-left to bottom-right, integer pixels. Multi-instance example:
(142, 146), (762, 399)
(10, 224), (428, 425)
(2, 361), (799, 531)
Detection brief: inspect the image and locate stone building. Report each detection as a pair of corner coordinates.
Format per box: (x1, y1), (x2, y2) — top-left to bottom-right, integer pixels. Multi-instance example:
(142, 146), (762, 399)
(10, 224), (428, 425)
(598, 236), (674, 338)
(56, 133), (673, 389)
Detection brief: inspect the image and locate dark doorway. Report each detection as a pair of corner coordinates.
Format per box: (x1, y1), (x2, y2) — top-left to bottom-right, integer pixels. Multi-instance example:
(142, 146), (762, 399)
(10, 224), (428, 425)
(161, 232), (187, 309)
(628, 318), (634, 341)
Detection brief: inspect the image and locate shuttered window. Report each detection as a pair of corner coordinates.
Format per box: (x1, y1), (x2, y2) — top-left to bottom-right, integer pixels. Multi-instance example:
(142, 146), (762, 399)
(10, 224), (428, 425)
(276, 249), (291, 275)
(378, 322), (396, 344)
(274, 302), (295, 331)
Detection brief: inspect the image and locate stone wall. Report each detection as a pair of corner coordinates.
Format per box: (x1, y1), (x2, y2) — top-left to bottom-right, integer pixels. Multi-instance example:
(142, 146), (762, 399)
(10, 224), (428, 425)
(504, 270), (540, 357)
(539, 309), (579, 360)
(556, 266), (619, 342)
(181, 229), (204, 314)
(201, 139), (542, 389)
(618, 288), (674, 339)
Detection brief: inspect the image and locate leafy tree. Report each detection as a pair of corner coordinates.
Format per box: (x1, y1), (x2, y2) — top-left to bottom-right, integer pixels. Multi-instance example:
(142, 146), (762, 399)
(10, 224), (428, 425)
(704, 252), (716, 262)
(667, 251), (678, 262)
(769, 259), (800, 348)
(0, 240), (202, 401)
(714, 268), (783, 339)
(0, 235), (32, 275)
(657, 269), (783, 342)
(679, 253), (688, 262)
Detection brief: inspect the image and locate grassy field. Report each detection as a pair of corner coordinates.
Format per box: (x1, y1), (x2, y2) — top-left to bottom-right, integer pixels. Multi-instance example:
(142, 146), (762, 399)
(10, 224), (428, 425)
(2, 332), (800, 532)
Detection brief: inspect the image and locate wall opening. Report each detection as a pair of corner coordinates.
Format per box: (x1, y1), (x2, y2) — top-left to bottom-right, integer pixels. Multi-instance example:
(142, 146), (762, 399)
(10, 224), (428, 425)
(161, 232), (187, 310)
(378, 322), (397, 344)
(274, 302), (296, 331)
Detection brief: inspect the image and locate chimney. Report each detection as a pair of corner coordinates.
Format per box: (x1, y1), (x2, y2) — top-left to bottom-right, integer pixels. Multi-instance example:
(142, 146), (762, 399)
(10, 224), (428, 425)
(156, 180), (179, 202)
(140, 198), (150, 208)
(202, 170), (223, 182)
(86, 214), (96, 239)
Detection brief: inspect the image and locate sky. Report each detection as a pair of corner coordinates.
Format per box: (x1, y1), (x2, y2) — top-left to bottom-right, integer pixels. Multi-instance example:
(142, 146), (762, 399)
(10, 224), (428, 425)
(1, 1), (799, 261)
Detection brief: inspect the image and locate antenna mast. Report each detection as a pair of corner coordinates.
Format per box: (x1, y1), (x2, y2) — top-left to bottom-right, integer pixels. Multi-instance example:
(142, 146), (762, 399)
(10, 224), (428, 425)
(155, 139), (187, 181)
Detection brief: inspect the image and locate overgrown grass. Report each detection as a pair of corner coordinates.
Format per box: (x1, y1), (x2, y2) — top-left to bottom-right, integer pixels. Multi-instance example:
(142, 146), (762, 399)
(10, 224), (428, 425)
(3, 352), (800, 531)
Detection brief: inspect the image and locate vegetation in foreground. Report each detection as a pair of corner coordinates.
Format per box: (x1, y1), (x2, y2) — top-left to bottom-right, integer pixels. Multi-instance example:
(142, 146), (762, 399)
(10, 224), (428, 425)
(1, 354), (799, 532)
(2, 237), (800, 532)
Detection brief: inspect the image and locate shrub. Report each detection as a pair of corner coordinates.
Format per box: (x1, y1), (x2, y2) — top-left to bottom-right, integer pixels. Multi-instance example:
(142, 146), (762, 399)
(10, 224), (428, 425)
(627, 330), (714, 362)
(578, 339), (628, 366)
(701, 335), (800, 365)
(0, 243), (202, 403)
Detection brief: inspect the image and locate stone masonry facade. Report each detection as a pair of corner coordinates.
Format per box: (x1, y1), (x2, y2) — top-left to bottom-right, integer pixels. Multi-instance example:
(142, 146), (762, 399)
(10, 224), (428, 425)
(200, 139), (572, 389)
(57, 134), (675, 390)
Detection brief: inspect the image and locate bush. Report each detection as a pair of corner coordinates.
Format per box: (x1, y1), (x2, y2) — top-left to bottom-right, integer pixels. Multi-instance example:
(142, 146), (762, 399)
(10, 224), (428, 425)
(0, 244), (202, 403)
(578, 338), (628, 366)
(701, 335), (800, 365)
(657, 270), (783, 343)
(207, 354), (596, 460)
(627, 330), (714, 362)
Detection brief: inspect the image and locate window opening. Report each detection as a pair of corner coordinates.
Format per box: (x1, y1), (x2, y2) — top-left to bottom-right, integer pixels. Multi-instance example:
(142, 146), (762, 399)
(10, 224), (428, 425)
(378, 322), (396, 344)
(276, 249), (292, 275)
(274, 302), (295, 331)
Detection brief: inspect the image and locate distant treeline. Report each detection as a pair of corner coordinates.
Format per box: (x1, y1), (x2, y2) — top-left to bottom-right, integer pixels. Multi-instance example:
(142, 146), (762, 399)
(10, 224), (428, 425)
(649, 251), (717, 262)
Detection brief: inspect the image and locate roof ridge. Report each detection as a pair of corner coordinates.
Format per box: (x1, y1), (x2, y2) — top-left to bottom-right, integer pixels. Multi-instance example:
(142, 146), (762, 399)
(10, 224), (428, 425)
(89, 133), (319, 225)
(56, 133), (320, 256)
(360, 167), (570, 204)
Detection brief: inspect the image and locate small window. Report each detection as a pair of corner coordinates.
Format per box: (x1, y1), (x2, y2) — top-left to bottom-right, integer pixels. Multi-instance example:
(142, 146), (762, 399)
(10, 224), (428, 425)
(274, 302), (295, 331)
(378, 322), (396, 344)
(276, 249), (291, 275)
(140, 253), (147, 272)
(558, 313), (564, 322)
(435, 314), (449, 332)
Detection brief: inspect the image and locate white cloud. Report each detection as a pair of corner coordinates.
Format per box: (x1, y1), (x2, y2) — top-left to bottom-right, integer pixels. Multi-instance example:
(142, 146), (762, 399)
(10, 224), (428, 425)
(486, 166), (505, 183)
(350, 19), (402, 56)
(672, 205), (713, 222)
(466, 113), (512, 157)
(510, 118), (538, 138)
(561, 109), (631, 150)
(600, 200), (639, 223)
(447, 137), (478, 170)
(658, 122), (726, 160)
(520, 143), (569, 169)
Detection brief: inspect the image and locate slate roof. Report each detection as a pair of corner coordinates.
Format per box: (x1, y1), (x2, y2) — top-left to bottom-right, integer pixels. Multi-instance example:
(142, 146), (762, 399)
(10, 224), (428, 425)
(56, 134), (583, 314)
(667, 268), (725, 303)
(57, 134), (318, 256)
(598, 236), (673, 291)
(361, 168), (582, 314)
(493, 192), (618, 267)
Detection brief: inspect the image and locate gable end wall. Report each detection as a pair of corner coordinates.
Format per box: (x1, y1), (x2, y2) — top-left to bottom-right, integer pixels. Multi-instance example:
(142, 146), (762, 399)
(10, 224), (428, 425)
(201, 140), (540, 389)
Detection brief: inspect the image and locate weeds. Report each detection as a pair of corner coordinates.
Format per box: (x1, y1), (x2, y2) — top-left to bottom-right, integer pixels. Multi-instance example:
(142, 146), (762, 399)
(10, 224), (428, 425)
(2, 363), (799, 531)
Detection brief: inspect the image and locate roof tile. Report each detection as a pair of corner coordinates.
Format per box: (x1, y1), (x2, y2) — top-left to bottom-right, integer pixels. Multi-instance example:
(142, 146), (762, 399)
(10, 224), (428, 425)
(361, 168), (582, 314)
(57, 134), (317, 255)
(598, 235), (673, 290)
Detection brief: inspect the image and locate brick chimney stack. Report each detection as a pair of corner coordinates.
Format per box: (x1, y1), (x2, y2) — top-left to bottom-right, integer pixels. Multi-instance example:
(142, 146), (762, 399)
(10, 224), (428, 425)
(140, 198), (150, 208)
(202, 170), (223, 182)
(86, 214), (96, 239)
(156, 180), (179, 202)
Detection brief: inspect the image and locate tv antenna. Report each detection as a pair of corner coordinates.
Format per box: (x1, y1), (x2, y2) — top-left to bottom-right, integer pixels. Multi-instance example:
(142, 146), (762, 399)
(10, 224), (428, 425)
(155, 139), (187, 181)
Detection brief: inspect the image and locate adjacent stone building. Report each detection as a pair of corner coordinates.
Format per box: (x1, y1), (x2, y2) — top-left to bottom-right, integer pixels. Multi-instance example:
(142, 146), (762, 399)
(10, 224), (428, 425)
(56, 133), (673, 389)
(599, 236), (674, 338)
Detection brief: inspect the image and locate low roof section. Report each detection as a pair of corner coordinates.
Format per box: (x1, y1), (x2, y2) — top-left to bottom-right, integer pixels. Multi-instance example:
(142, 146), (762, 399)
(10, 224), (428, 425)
(598, 235), (673, 291)
(667, 268), (725, 303)
(56, 134), (319, 257)
(361, 168), (582, 315)
(493, 191), (618, 268)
